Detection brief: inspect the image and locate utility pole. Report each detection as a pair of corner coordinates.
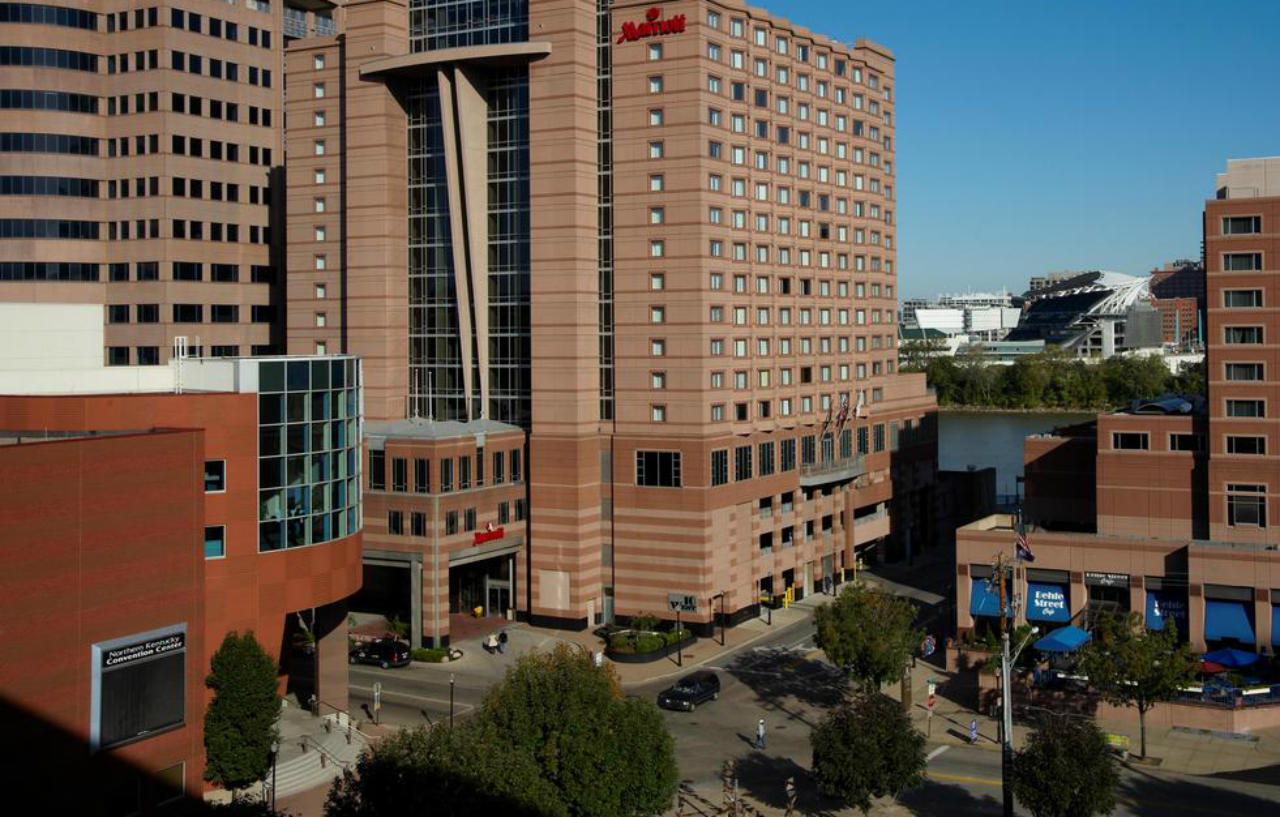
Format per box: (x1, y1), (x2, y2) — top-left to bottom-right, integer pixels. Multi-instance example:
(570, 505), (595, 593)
(676, 610), (683, 667)
(993, 551), (1014, 817)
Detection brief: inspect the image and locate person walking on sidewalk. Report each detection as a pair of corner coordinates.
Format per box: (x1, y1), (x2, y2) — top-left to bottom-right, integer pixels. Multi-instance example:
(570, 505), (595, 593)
(755, 718), (767, 750)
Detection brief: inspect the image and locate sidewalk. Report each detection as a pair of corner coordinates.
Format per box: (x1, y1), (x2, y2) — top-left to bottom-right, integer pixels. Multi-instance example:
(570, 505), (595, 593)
(429, 595), (824, 688)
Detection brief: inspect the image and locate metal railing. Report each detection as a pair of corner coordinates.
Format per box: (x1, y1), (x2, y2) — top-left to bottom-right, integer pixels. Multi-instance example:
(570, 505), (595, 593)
(1173, 683), (1280, 709)
(299, 734), (351, 771)
(798, 454), (865, 485)
(316, 699), (377, 745)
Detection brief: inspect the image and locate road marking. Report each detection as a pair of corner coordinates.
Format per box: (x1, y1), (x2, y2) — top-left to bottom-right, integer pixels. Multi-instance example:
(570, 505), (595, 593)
(927, 772), (1001, 787)
(350, 684), (476, 711)
(926, 746), (950, 761)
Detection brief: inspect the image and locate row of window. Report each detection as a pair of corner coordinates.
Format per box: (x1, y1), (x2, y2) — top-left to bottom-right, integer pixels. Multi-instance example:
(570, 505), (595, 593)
(107, 345), (271, 367)
(387, 499), (526, 538)
(368, 449), (524, 494)
(0, 89), (97, 113)
(0, 46), (96, 72)
(1114, 430), (1272, 456)
(0, 219), (97, 239)
(169, 51), (272, 88)
(103, 261), (274, 284)
(0, 261), (98, 281)
(0, 131), (97, 155)
(160, 7), (273, 49)
(0, 3), (97, 29)
(105, 175), (270, 208)
(172, 134), (273, 166)
(710, 389), (885, 423)
(703, 168), (890, 207)
(700, 73), (886, 122)
(0, 175), (97, 197)
(701, 272), (896, 298)
(172, 92), (273, 127)
(660, 335), (895, 361)
(698, 304), (894, 327)
(107, 304), (271, 325)
(701, 102), (889, 152)
(98, 219), (271, 245)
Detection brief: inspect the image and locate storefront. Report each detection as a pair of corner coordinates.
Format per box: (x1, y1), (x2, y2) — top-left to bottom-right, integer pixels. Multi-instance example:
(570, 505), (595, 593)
(1204, 585), (1256, 649)
(1085, 571), (1130, 619)
(1144, 576), (1188, 637)
(1025, 569), (1071, 624)
(969, 564), (1013, 634)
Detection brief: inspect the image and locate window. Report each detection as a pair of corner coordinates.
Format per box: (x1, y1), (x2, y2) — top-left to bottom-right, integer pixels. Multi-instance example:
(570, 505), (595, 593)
(651, 405), (666, 422)
(649, 109), (664, 126)
(758, 441), (776, 476)
(388, 511), (404, 535)
(1223, 216), (1261, 234)
(204, 525), (225, 559)
(651, 371), (666, 389)
(464, 508), (476, 532)
(1224, 289), (1262, 308)
(648, 76), (663, 93)
(414, 458), (430, 492)
(391, 457), (407, 492)
(711, 449), (729, 486)
(459, 455), (471, 489)
(649, 141), (664, 158)
(411, 512), (426, 537)
(1112, 432), (1149, 450)
(1170, 433), (1203, 452)
(1226, 363), (1263, 381)
(1226, 399), (1265, 418)
(1227, 484), (1266, 528)
(651, 339), (666, 356)
(1223, 252), (1263, 271)
(734, 445), (752, 480)
(1225, 326), (1263, 344)
(635, 451), (681, 487)
(368, 450), (386, 490)
(1226, 435), (1266, 455)
(445, 511), (458, 535)
(204, 460), (226, 492)
(648, 43), (662, 60)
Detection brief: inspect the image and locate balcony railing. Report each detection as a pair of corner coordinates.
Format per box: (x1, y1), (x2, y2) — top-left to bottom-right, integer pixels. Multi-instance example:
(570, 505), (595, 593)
(799, 454), (865, 486)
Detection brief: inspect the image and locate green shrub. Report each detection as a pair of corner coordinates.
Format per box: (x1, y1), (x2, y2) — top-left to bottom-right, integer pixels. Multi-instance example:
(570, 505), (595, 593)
(663, 629), (692, 646)
(631, 613), (660, 633)
(412, 648), (448, 663)
(634, 634), (666, 654)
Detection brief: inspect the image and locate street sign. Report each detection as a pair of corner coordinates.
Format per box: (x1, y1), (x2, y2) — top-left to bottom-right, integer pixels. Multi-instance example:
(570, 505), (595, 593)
(373, 681), (382, 712)
(969, 719), (979, 744)
(926, 679), (937, 698)
(927, 694), (936, 710)
(668, 592), (697, 613)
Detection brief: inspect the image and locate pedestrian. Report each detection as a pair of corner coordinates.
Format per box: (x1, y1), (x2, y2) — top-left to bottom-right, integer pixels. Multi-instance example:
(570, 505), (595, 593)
(498, 630), (508, 654)
(755, 718), (767, 750)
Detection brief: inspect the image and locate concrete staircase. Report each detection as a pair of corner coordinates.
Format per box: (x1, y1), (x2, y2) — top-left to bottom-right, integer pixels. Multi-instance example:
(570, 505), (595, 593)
(268, 713), (371, 800)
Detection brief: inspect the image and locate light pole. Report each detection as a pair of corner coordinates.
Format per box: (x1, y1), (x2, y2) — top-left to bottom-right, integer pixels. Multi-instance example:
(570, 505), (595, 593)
(270, 739), (279, 811)
(1001, 625), (1038, 817)
(676, 610), (683, 667)
(449, 673), (456, 728)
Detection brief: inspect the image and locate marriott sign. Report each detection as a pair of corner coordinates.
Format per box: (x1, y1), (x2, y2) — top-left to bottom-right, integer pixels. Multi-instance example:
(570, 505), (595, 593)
(618, 6), (687, 44)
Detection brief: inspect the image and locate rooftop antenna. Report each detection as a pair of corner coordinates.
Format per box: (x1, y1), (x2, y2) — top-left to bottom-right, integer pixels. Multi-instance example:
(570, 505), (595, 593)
(172, 336), (188, 394)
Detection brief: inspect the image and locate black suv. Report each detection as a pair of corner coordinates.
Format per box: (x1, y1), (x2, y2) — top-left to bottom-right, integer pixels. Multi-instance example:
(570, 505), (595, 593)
(657, 671), (721, 711)
(348, 638), (411, 669)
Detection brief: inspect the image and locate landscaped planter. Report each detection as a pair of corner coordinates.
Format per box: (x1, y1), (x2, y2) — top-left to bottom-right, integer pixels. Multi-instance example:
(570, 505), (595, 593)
(605, 630), (697, 664)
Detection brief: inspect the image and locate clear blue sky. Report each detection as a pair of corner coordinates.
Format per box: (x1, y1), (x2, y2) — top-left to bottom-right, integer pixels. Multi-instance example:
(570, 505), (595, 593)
(781, 0), (1280, 297)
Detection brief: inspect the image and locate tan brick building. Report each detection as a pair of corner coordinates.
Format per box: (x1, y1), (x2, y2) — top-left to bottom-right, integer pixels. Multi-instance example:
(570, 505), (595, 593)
(286, 0), (937, 646)
(0, 1), (342, 363)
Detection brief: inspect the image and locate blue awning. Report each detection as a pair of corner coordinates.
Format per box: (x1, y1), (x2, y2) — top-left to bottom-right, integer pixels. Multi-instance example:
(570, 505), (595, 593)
(1274, 606), (1280, 648)
(970, 577), (1012, 618)
(1202, 648), (1260, 668)
(1204, 600), (1255, 644)
(1146, 590), (1188, 633)
(1034, 625), (1092, 652)
(1026, 582), (1070, 622)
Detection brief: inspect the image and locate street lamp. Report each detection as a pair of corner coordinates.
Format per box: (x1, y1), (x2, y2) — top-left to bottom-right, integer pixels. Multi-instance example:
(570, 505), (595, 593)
(1001, 625), (1039, 817)
(675, 610), (683, 667)
(270, 739), (279, 811)
(449, 673), (456, 728)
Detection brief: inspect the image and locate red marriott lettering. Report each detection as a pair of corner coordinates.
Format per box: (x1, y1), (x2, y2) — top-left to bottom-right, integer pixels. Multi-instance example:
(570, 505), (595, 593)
(617, 7), (686, 44)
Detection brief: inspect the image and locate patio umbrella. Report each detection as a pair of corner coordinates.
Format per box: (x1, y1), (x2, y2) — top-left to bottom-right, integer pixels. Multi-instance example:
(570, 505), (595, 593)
(1034, 625), (1092, 653)
(1202, 648), (1260, 668)
(1199, 661), (1227, 674)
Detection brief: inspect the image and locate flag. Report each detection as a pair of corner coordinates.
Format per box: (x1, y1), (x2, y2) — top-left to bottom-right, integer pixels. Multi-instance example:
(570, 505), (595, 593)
(1015, 528), (1035, 562)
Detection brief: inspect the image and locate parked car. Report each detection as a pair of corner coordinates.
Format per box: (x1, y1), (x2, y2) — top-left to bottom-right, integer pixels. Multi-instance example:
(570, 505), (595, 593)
(657, 670), (720, 711)
(349, 638), (411, 669)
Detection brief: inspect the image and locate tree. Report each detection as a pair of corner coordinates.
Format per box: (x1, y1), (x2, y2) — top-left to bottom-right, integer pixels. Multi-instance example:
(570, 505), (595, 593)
(899, 338), (947, 372)
(478, 645), (678, 817)
(204, 632), (281, 789)
(810, 692), (926, 814)
(814, 582), (922, 693)
(1012, 715), (1119, 817)
(1079, 612), (1197, 757)
(325, 723), (565, 817)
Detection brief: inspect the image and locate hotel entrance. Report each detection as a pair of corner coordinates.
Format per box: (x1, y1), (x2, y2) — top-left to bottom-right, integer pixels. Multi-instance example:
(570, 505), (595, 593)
(450, 553), (516, 619)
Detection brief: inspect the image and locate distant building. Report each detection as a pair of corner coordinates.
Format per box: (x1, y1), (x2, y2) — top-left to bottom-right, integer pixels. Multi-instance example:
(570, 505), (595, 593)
(1027, 271), (1083, 293)
(902, 291), (1021, 342)
(955, 339), (1047, 364)
(1149, 260), (1204, 347)
(1007, 271), (1163, 358)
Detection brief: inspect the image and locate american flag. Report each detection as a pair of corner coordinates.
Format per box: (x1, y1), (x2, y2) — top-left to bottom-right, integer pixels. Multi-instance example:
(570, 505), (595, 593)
(1015, 526), (1035, 562)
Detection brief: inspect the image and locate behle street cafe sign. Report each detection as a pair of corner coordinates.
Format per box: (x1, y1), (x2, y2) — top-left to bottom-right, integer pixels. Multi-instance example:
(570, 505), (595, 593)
(618, 6), (687, 44)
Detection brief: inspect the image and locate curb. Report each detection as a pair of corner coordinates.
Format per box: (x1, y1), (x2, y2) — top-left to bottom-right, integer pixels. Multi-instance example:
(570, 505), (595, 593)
(619, 605), (822, 689)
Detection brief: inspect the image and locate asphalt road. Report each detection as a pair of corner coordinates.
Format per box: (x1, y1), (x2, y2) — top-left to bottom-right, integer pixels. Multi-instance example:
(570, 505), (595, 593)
(347, 613), (1280, 815)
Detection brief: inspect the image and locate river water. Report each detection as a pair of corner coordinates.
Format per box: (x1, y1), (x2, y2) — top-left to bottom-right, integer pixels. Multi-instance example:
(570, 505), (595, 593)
(937, 410), (1094, 498)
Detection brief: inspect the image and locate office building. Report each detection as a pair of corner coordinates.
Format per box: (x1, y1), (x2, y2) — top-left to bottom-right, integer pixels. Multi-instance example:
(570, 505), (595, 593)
(284, 0), (937, 646)
(0, 303), (362, 810)
(0, 0), (339, 365)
